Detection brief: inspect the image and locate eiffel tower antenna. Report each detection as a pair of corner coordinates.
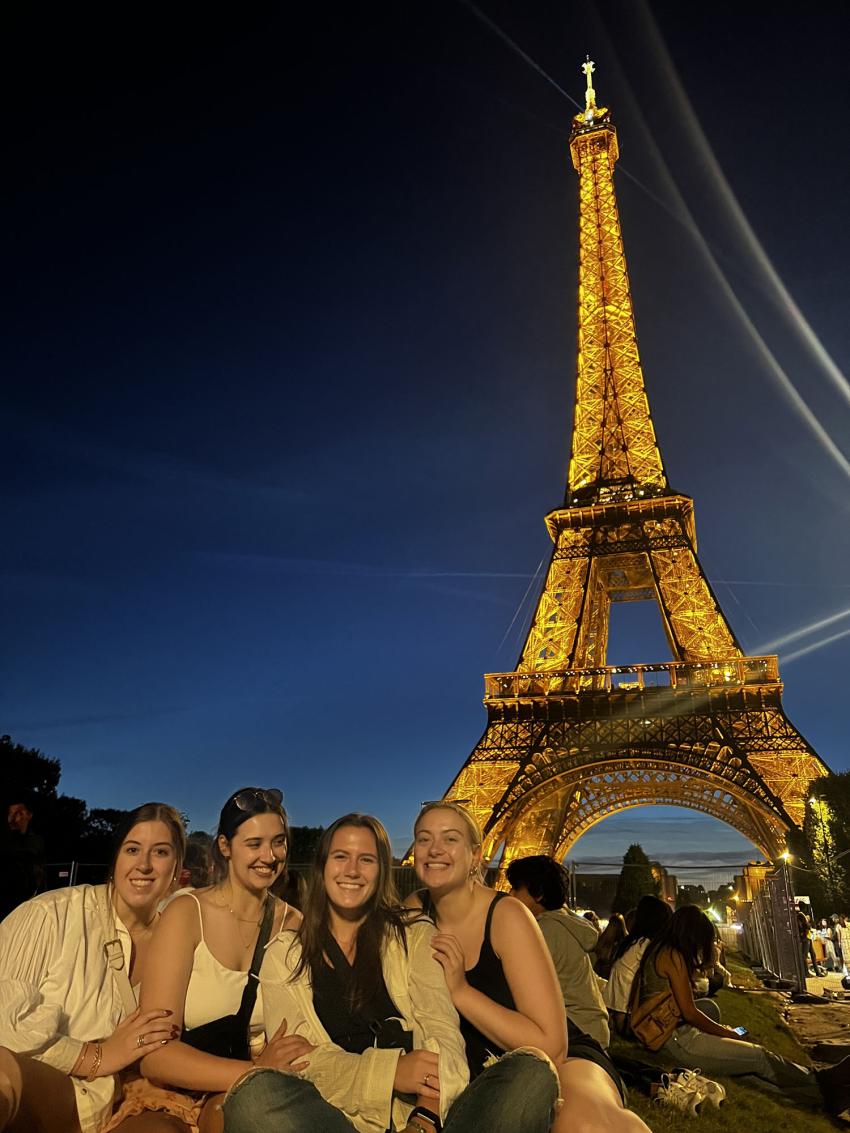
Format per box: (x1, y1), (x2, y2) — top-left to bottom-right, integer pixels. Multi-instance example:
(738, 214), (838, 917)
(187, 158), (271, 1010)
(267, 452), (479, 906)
(437, 63), (828, 866)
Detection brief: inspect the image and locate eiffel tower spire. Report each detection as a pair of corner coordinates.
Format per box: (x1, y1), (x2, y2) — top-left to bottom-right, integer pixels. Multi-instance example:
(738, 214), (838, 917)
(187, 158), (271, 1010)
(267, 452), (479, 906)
(568, 61), (666, 505)
(436, 63), (828, 864)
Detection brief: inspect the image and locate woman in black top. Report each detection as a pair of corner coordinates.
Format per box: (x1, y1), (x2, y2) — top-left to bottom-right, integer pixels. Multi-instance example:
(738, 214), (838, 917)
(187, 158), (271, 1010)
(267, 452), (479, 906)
(227, 813), (469, 1133)
(410, 803), (651, 1133)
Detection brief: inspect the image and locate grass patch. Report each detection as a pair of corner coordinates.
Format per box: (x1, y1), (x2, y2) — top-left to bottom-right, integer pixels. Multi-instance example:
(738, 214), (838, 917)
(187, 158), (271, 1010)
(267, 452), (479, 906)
(614, 956), (837, 1130)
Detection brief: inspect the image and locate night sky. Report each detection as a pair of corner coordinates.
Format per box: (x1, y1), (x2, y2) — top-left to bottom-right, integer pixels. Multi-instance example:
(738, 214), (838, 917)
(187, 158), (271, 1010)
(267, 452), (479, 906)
(4, 3), (850, 879)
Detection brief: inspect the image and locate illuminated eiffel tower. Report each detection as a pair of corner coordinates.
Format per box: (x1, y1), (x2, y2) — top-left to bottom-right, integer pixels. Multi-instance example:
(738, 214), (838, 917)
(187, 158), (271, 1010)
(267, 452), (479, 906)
(441, 62), (828, 864)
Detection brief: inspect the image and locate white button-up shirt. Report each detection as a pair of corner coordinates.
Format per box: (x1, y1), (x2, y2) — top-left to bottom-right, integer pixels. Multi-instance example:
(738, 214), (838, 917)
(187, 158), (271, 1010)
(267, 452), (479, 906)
(0, 883), (133, 1132)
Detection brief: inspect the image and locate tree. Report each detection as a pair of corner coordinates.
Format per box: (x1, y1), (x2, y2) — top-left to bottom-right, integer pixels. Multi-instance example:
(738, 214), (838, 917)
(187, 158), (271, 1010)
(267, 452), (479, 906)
(289, 825), (325, 865)
(676, 883), (707, 910)
(611, 843), (659, 914)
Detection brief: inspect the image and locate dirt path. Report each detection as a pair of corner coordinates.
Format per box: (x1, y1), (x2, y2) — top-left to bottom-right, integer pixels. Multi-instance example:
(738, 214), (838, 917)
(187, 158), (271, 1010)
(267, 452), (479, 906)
(782, 973), (850, 1062)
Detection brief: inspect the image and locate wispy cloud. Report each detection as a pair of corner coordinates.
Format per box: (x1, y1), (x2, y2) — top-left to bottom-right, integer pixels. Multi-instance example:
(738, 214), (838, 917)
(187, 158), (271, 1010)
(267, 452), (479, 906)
(197, 550), (532, 580)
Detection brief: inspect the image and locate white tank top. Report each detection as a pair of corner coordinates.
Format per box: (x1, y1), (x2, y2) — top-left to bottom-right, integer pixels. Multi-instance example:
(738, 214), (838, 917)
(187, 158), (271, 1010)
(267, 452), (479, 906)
(182, 891), (283, 1043)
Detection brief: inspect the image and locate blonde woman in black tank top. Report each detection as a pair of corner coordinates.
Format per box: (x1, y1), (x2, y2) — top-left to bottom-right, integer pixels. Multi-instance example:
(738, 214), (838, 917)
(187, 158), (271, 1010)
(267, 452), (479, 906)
(409, 803), (652, 1133)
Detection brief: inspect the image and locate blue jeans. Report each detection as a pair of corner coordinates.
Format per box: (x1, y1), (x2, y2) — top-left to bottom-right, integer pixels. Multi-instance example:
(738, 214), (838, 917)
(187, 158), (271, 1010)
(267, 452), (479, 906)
(222, 1051), (559, 1133)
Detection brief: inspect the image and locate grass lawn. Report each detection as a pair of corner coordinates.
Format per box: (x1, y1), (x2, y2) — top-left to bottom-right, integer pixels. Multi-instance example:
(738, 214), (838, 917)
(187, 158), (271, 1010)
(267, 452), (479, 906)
(615, 955), (839, 1131)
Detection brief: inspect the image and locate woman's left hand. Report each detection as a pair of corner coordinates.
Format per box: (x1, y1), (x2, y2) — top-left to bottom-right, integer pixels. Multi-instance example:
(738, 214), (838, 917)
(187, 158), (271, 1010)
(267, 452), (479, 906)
(256, 1018), (316, 1072)
(431, 933), (468, 998)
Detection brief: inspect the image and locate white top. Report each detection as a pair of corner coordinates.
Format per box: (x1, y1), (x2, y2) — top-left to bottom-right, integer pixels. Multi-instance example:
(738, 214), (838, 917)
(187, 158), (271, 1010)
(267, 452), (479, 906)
(0, 884), (133, 1133)
(603, 939), (649, 1014)
(180, 891), (265, 1046)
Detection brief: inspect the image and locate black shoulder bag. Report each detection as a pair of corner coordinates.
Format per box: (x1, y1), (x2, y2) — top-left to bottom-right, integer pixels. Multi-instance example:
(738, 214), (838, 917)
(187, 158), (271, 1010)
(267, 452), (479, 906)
(182, 897), (275, 1060)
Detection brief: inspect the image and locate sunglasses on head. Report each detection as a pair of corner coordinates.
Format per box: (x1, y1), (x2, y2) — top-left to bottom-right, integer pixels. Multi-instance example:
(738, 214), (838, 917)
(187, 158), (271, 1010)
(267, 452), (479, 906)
(233, 787), (284, 811)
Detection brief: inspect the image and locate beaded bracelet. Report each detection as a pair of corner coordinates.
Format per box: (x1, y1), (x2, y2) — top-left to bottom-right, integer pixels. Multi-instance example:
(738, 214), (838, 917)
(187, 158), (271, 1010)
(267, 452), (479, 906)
(86, 1041), (103, 1081)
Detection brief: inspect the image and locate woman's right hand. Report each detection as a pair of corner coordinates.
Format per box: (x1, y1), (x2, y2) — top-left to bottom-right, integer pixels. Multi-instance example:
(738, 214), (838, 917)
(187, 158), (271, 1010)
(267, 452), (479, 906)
(255, 1018), (315, 1073)
(393, 1049), (440, 1102)
(99, 1007), (177, 1076)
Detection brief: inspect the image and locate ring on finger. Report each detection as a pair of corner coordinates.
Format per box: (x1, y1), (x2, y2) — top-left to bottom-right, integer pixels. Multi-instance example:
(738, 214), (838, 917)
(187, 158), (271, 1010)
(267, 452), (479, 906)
(137, 1034), (146, 1048)
(424, 1073), (432, 1085)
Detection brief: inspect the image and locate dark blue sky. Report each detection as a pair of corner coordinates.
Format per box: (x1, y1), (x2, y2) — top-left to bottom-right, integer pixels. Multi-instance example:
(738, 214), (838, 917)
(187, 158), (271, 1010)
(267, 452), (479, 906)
(4, 3), (850, 877)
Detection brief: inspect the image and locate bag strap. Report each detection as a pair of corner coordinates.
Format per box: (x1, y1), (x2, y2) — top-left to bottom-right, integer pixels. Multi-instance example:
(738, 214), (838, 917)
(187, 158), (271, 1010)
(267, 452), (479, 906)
(93, 884), (138, 1018)
(236, 896), (276, 1025)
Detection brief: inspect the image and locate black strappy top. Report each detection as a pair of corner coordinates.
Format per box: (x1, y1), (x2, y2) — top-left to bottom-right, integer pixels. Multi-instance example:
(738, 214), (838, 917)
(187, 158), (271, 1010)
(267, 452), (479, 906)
(420, 890), (514, 1077)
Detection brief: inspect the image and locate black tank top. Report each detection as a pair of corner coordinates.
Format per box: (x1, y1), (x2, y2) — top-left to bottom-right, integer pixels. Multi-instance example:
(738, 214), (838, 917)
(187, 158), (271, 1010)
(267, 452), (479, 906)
(420, 889), (514, 1077)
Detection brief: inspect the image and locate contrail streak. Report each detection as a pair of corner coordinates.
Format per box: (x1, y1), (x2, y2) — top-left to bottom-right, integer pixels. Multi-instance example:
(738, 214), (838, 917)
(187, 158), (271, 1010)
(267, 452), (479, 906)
(756, 605), (850, 653)
(782, 624), (850, 666)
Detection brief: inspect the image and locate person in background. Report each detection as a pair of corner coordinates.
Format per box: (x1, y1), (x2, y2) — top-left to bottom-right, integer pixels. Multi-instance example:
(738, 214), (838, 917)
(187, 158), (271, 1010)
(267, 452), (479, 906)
(583, 909), (601, 932)
(0, 795), (46, 920)
(834, 915), (850, 971)
(634, 905), (850, 1117)
(594, 915), (627, 981)
(0, 802), (186, 1133)
(505, 855), (609, 1049)
(604, 895), (672, 1037)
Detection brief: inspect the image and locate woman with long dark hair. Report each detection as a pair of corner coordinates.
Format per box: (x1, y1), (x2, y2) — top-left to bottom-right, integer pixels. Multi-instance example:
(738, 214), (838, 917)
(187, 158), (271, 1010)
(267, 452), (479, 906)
(411, 803), (650, 1133)
(223, 813), (469, 1133)
(635, 905), (850, 1115)
(0, 802), (186, 1133)
(111, 787), (301, 1132)
(604, 895), (672, 1035)
(593, 915), (627, 981)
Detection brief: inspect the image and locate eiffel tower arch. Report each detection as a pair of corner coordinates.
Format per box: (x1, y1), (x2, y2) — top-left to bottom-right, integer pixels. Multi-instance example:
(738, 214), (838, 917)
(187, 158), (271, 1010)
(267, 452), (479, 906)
(440, 64), (828, 865)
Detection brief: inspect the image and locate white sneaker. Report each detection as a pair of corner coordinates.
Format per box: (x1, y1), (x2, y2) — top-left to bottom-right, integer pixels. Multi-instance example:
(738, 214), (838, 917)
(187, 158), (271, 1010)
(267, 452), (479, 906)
(656, 1072), (705, 1116)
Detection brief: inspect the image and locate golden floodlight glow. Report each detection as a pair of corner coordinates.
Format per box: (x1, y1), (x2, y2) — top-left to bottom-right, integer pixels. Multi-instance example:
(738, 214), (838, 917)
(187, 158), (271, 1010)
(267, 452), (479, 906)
(436, 62), (829, 872)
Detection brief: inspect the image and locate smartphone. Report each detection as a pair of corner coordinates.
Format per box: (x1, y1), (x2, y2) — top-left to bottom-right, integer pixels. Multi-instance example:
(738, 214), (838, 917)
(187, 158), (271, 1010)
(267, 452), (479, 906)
(733, 1026), (748, 1037)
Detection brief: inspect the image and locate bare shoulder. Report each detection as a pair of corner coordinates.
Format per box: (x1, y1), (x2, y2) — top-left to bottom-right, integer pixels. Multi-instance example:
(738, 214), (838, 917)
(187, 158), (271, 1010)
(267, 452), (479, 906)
(490, 893), (541, 946)
(159, 891), (202, 929)
(403, 890), (425, 910)
(277, 899), (302, 932)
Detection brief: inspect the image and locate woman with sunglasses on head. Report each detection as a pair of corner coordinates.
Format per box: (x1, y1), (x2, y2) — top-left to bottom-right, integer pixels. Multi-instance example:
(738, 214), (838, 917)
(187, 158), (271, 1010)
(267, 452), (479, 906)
(0, 802), (185, 1133)
(410, 803), (651, 1133)
(109, 787), (301, 1133)
(223, 813), (469, 1133)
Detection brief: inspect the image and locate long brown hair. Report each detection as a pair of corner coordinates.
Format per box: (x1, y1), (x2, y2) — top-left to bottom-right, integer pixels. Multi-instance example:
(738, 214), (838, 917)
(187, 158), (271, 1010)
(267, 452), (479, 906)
(293, 813), (410, 1011)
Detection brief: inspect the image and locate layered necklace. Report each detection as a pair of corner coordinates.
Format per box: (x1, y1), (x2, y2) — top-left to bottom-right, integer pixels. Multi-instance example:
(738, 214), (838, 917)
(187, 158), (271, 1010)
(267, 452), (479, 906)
(217, 885), (269, 950)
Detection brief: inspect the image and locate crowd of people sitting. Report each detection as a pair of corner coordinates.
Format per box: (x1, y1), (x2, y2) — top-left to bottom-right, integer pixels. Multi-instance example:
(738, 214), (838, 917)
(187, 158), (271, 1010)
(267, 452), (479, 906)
(1, 789), (849, 1132)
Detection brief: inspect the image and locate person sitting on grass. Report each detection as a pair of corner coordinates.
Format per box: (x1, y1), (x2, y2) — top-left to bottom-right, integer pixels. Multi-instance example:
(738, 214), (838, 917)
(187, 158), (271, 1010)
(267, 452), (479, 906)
(245, 812), (470, 1133)
(633, 904), (850, 1116)
(0, 803), (186, 1133)
(505, 855), (609, 1049)
(604, 895), (672, 1037)
(409, 802), (651, 1133)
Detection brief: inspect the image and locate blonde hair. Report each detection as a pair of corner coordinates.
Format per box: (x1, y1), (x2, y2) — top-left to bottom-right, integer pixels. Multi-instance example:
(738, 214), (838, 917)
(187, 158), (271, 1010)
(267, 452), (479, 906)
(414, 801), (485, 882)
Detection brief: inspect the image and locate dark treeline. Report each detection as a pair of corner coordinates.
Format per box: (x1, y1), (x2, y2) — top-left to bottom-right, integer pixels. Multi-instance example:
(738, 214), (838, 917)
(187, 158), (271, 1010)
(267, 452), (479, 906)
(0, 733), (324, 869)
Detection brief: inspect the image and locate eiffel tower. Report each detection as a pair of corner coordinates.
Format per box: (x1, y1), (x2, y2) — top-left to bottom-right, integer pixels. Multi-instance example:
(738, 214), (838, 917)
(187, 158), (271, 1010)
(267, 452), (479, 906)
(441, 62), (828, 865)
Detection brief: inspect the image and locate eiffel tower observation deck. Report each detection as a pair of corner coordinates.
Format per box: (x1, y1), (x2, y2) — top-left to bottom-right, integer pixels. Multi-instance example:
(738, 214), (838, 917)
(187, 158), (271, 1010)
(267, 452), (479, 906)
(440, 61), (829, 865)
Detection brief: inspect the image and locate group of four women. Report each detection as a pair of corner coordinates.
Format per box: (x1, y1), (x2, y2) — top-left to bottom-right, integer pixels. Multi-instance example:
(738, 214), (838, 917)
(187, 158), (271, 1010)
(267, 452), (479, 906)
(0, 789), (648, 1133)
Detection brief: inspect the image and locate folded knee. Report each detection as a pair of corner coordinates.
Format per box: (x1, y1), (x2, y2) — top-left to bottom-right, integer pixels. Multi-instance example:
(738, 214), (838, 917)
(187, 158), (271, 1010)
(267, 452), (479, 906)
(0, 1049), (23, 1128)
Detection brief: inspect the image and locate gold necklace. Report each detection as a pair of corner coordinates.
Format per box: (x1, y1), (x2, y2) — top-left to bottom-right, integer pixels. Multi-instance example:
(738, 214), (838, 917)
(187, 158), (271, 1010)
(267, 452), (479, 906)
(217, 886), (268, 948)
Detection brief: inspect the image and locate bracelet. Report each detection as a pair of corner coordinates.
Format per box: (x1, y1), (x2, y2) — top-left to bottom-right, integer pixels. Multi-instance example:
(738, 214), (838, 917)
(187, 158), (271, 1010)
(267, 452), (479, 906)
(410, 1105), (441, 1133)
(70, 1041), (90, 1077)
(87, 1041), (103, 1081)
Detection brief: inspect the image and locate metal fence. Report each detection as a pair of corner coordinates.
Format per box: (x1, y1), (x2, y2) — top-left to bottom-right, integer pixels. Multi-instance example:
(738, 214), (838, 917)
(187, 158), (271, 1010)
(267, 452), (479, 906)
(737, 862), (807, 990)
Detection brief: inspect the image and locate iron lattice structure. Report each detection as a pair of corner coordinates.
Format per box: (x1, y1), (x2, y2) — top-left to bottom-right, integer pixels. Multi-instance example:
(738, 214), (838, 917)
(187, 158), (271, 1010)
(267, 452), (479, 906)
(440, 76), (828, 865)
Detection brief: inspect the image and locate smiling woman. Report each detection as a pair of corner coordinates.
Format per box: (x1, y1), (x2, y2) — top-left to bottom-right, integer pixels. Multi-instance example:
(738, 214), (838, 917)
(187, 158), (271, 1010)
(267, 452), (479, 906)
(105, 787), (302, 1133)
(223, 813), (470, 1133)
(0, 802), (186, 1133)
